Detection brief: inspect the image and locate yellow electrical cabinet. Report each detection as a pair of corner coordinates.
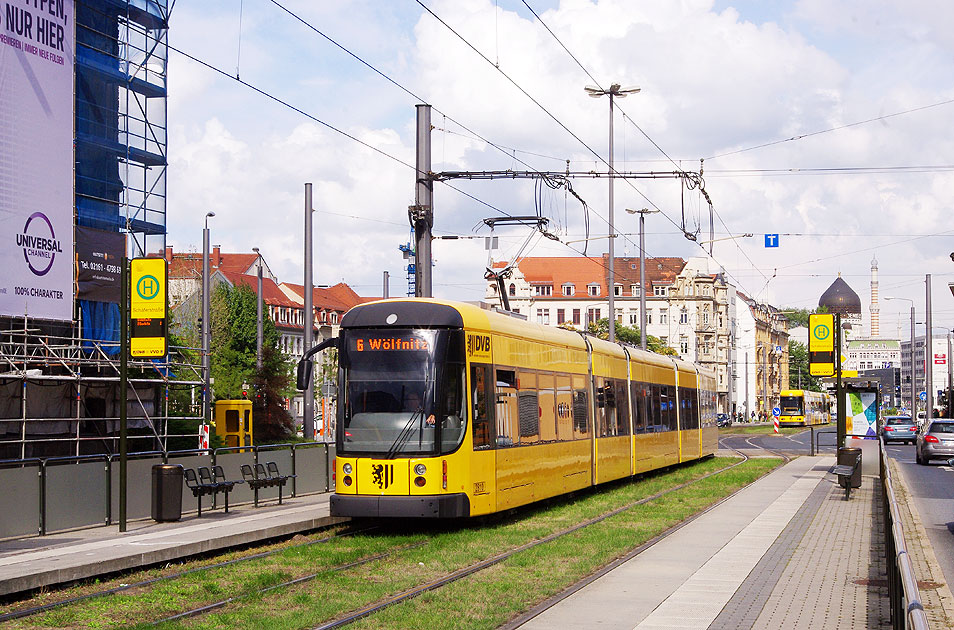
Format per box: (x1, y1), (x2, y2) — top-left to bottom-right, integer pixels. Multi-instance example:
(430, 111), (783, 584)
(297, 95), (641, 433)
(214, 400), (253, 448)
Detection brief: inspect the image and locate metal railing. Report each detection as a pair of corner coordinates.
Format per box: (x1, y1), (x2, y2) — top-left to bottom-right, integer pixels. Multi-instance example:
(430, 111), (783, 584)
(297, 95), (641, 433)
(811, 427), (837, 456)
(0, 441), (334, 540)
(880, 436), (930, 629)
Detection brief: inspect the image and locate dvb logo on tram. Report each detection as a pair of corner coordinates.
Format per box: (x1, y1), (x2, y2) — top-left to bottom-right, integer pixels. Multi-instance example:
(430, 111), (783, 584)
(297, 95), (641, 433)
(467, 333), (492, 360)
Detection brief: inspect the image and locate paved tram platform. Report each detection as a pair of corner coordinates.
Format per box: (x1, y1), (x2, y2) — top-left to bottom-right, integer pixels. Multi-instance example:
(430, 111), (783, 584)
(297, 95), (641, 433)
(514, 454), (954, 630)
(1, 456), (953, 629)
(0, 493), (343, 598)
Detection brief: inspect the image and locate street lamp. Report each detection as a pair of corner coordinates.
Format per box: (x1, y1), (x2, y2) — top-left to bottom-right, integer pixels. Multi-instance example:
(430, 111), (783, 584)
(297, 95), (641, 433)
(884, 296), (915, 414)
(585, 83), (640, 343)
(252, 247), (263, 372)
(303, 184), (315, 442)
(202, 212), (214, 425)
(626, 207), (658, 350)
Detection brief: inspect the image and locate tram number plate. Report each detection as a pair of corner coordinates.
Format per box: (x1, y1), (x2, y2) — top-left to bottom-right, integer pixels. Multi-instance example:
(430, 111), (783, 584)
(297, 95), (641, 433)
(473, 481), (486, 494)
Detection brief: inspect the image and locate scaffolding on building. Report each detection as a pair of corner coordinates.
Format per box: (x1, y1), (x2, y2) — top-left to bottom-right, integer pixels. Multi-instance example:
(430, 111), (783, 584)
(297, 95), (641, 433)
(0, 1), (202, 459)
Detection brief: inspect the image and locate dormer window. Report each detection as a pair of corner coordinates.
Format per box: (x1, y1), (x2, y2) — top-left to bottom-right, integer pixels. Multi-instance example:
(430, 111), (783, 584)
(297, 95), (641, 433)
(533, 284), (553, 297)
(631, 285), (640, 297)
(587, 283), (600, 297)
(613, 284), (623, 297)
(562, 283), (575, 296)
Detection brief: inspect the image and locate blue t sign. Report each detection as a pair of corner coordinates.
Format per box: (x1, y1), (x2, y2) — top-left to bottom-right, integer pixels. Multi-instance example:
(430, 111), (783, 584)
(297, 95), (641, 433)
(764, 234), (779, 248)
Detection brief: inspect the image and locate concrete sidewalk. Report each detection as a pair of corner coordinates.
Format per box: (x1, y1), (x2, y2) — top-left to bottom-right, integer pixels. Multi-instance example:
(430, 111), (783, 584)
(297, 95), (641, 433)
(0, 492), (343, 597)
(516, 456), (893, 630)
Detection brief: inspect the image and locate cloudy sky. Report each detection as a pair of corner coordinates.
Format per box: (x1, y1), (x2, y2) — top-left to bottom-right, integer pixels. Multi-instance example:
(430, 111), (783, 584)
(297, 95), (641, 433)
(166, 0), (954, 335)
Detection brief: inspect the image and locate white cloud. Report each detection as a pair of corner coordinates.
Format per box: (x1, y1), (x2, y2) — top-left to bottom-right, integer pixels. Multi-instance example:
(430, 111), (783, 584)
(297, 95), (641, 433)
(166, 0), (954, 317)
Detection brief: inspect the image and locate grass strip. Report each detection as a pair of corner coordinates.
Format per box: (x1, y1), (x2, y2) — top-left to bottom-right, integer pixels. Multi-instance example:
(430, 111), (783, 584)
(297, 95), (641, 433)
(7, 457), (777, 630)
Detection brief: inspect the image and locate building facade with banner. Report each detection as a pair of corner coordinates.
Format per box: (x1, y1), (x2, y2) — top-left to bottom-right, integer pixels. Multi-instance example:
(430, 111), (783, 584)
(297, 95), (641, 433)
(0, 1), (182, 459)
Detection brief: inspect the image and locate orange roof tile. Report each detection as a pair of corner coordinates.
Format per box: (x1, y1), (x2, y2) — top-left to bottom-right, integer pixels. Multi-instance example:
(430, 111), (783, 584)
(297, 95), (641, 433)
(220, 271), (299, 307)
(496, 255), (686, 296)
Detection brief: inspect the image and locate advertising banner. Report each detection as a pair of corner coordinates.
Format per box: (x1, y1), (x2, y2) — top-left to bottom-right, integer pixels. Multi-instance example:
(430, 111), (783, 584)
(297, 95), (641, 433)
(76, 227), (124, 303)
(846, 390), (878, 439)
(0, 1), (75, 320)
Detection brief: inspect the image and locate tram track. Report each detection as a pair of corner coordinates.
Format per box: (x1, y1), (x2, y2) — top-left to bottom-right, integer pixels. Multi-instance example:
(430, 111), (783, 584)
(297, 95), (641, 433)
(1, 452), (781, 629)
(0, 524), (380, 624)
(312, 453), (765, 630)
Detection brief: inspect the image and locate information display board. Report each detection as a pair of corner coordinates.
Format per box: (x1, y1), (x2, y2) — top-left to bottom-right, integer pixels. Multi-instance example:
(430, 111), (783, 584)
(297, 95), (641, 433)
(130, 258), (167, 358)
(809, 314), (835, 376)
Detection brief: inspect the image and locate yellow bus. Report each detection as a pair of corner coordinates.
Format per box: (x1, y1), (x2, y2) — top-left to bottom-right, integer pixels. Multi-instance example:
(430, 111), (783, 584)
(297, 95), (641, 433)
(778, 389), (831, 427)
(298, 299), (717, 518)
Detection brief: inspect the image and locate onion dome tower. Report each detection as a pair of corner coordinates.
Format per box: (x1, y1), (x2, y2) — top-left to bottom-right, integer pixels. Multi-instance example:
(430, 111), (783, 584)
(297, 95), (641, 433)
(819, 274), (862, 316)
(819, 273), (863, 335)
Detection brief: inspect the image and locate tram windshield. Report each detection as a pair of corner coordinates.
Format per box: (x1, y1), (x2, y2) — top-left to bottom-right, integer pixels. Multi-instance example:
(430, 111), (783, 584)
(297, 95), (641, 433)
(339, 328), (465, 456)
(779, 395), (803, 416)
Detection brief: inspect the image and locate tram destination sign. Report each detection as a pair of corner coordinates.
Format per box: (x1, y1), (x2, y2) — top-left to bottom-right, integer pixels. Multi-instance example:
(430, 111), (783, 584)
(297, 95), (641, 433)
(130, 258), (167, 358)
(808, 313), (835, 376)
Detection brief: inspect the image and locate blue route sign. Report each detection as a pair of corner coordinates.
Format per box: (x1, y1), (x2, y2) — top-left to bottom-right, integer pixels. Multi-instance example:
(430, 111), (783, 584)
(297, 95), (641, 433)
(919, 391), (927, 402)
(772, 406), (781, 417)
(764, 234), (779, 248)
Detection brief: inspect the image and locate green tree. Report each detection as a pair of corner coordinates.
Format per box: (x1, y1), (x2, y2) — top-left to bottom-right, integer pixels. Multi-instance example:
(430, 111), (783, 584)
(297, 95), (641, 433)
(788, 340), (823, 391)
(209, 283), (295, 442)
(781, 305), (828, 328)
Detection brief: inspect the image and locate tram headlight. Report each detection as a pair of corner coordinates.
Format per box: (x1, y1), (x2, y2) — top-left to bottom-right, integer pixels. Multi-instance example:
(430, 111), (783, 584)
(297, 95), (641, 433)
(343, 475), (353, 486)
(342, 462), (352, 474)
(414, 476), (427, 487)
(414, 463), (427, 475)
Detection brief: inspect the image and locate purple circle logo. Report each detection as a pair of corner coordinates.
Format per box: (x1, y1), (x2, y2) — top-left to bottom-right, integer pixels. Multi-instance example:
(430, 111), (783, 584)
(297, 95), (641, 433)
(16, 212), (62, 277)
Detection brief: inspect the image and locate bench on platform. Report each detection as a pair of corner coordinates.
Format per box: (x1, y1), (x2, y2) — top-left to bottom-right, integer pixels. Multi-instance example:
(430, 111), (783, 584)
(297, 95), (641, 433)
(184, 466), (242, 516)
(832, 457), (861, 500)
(241, 462), (295, 507)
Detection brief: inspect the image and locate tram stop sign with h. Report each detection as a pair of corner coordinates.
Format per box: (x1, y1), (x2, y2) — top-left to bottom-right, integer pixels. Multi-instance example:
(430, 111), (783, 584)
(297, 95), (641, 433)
(808, 313), (835, 376)
(130, 258), (167, 358)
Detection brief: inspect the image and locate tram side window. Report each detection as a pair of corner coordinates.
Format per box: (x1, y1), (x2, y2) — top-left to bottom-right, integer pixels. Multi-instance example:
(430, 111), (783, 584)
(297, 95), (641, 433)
(470, 364), (493, 450)
(615, 379), (631, 435)
(555, 375), (574, 440)
(441, 363), (467, 452)
(538, 373), (557, 442)
(660, 385), (675, 431)
(495, 369), (518, 447)
(518, 370), (540, 444)
(572, 374), (590, 439)
(649, 384), (663, 432)
(631, 382), (648, 434)
(681, 388), (698, 430)
(596, 377), (617, 437)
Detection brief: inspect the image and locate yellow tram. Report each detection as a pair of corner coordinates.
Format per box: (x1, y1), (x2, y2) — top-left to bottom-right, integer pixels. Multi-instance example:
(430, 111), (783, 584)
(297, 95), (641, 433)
(298, 299), (718, 518)
(777, 389), (831, 427)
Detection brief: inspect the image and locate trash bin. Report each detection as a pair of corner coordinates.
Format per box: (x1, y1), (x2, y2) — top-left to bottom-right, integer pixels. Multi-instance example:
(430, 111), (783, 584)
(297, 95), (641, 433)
(837, 447), (862, 489)
(151, 464), (183, 522)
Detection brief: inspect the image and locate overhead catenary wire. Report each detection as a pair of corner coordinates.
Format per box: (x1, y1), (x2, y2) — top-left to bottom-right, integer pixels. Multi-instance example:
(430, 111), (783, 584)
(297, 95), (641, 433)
(270, 0), (722, 291)
(166, 43), (525, 227)
(705, 97), (954, 161)
(515, 0), (764, 299)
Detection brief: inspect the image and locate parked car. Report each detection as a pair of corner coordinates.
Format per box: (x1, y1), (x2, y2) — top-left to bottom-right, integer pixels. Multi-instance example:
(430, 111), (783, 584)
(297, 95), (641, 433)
(915, 420), (954, 465)
(716, 413), (731, 428)
(880, 415), (917, 445)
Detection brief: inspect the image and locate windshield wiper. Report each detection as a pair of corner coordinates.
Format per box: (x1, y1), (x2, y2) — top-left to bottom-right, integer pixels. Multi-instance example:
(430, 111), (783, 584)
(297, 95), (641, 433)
(386, 406), (423, 459)
(385, 384), (430, 459)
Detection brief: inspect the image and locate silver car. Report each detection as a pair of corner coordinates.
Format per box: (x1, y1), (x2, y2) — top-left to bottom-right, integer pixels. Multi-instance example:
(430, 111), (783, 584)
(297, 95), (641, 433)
(915, 420), (954, 465)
